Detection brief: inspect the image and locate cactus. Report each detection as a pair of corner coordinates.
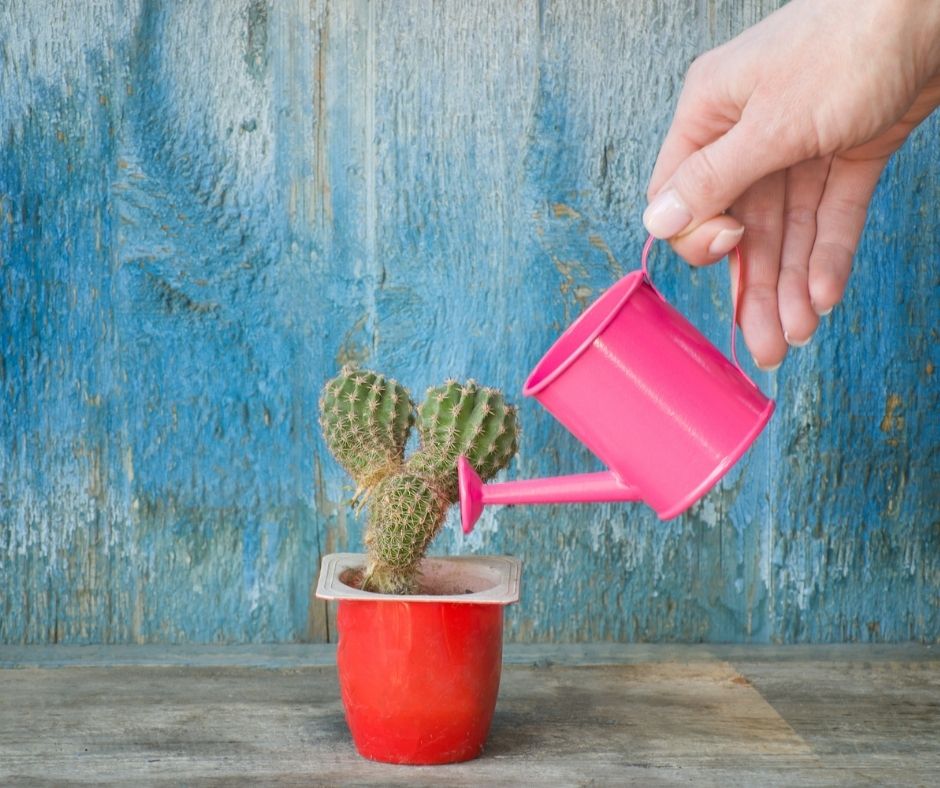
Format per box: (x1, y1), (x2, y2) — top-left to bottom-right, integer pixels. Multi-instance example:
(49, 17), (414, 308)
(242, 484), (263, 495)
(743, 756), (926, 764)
(409, 380), (519, 503)
(318, 365), (414, 495)
(319, 366), (519, 594)
(362, 471), (449, 594)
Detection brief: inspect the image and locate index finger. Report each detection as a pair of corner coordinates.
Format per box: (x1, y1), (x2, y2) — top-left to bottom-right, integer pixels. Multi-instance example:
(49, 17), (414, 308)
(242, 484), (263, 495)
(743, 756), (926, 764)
(647, 55), (742, 200)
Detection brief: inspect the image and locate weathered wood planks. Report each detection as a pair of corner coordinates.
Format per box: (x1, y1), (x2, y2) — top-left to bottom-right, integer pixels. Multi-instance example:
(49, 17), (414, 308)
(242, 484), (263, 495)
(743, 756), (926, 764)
(0, 1), (937, 644)
(0, 645), (937, 785)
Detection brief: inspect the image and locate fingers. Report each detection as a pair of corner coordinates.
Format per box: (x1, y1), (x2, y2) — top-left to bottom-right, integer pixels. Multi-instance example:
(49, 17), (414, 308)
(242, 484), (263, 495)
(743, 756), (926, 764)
(808, 156), (887, 315)
(647, 52), (743, 201)
(668, 216), (745, 267)
(647, 122), (710, 205)
(777, 157), (831, 346)
(644, 116), (796, 241)
(664, 154), (883, 371)
(729, 171), (788, 370)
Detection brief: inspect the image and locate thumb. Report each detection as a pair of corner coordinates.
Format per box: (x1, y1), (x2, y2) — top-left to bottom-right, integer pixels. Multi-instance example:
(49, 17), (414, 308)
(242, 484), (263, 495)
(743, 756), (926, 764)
(643, 119), (795, 239)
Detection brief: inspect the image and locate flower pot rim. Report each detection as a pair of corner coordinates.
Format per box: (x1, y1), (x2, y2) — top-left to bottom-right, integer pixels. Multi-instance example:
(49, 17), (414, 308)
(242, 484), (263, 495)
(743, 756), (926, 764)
(315, 552), (521, 605)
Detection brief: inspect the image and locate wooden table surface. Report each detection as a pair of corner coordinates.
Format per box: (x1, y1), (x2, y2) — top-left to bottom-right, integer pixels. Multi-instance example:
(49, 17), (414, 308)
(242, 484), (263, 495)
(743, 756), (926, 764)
(1, 644), (937, 786)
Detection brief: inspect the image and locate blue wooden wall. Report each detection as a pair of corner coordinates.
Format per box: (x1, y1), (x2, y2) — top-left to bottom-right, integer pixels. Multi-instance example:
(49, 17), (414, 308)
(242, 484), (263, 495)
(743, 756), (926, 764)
(1, 1), (937, 644)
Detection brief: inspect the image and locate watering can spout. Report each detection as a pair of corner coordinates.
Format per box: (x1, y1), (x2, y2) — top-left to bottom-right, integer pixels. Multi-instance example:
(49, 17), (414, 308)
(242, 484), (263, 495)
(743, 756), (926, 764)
(457, 455), (641, 535)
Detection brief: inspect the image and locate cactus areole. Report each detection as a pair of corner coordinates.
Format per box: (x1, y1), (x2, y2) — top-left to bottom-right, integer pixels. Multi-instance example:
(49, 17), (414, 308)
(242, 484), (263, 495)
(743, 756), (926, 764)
(318, 365), (520, 594)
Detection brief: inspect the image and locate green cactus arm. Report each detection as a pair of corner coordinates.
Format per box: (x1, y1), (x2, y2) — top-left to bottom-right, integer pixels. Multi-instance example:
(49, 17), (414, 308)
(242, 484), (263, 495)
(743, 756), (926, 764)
(409, 379), (520, 502)
(318, 365), (415, 491)
(362, 470), (449, 594)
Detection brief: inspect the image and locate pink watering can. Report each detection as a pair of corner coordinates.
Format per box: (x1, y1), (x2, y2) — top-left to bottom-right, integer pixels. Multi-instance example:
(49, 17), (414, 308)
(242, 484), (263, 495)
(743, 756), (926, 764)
(458, 235), (775, 533)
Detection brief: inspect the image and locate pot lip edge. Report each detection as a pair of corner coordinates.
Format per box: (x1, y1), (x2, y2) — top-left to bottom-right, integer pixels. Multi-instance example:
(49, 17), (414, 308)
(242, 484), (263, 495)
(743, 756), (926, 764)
(315, 552), (522, 605)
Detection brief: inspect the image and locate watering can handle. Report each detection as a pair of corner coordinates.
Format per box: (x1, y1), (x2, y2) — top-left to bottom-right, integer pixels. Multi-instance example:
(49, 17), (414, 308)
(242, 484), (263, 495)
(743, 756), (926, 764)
(640, 234), (748, 378)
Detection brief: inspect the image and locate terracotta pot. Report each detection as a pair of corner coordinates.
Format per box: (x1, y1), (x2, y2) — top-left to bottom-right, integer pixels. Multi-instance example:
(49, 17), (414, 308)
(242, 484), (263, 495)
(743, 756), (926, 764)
(315, 553), (522, 764)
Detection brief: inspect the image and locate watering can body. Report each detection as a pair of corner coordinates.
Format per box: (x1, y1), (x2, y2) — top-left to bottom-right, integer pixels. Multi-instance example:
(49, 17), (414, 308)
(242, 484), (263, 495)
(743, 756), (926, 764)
(458, 260), (775, 534)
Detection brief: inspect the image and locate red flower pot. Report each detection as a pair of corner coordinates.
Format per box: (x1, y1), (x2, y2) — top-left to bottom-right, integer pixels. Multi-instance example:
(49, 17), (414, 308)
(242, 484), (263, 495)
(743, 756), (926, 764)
(316, 553), (522, 764)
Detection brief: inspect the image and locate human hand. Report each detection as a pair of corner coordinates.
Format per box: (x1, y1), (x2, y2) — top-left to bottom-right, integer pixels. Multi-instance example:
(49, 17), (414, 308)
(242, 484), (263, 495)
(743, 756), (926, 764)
(644, 0), (940, 369)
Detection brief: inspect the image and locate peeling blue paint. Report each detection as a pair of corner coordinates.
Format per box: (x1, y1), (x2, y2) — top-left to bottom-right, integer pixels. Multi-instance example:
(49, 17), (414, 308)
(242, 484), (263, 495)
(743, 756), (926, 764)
(0, 1), (937, 644)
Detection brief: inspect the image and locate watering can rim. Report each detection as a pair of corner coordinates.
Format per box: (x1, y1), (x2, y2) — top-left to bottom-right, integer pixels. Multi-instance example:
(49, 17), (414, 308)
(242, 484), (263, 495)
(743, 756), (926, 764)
(523, 269), (647, 398)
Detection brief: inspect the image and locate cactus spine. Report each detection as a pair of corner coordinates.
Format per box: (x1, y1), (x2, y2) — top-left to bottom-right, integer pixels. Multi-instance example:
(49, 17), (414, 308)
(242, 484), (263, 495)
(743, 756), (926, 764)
(318, 366), (414, 497)
(410, 379), (519, 503)
(362, 471), (449, 593)
(319, 366), (519, 594)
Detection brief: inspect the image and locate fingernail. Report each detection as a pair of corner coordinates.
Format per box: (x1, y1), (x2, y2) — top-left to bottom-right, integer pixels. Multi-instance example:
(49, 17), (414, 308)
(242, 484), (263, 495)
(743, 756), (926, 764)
(784, 331), (812, 348)
(708, 226), (745, 257)
(811, 301), (833, 316)
(754, 357), (782, 372)
(643, 189), (692, 238)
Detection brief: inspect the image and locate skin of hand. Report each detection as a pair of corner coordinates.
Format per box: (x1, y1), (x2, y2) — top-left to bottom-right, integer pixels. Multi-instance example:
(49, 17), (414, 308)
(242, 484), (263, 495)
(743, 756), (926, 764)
(644, 0), (940, 369)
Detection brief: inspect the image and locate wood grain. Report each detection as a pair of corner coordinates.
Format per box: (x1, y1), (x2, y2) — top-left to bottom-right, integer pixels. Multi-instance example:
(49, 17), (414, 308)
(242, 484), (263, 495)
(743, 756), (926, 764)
(0, 1), (937, 644)
(1, 645), (937, 785)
